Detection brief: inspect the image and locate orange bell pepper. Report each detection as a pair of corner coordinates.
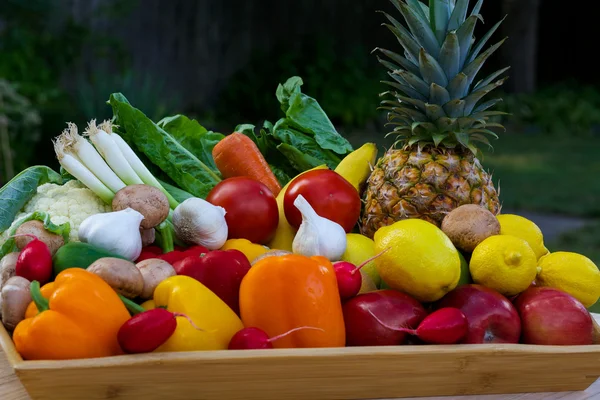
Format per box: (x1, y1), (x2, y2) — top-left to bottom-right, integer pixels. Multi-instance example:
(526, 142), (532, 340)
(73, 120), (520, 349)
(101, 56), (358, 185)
(13, 268), (131, 360)
(239, 254), (345, 348)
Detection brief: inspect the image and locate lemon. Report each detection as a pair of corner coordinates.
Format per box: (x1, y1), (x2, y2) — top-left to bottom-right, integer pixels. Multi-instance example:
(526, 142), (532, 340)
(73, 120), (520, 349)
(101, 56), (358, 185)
(373, 219), (461, 303)
(470, 235), (537, 297)
(537, 252), (600, 308)
(497, 214), (549, 260)
(341, 233), (381, 286)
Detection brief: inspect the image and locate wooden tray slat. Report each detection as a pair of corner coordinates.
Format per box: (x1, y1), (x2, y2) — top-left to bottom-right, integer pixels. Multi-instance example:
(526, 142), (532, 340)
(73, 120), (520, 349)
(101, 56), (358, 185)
(1, 317), (599, 400)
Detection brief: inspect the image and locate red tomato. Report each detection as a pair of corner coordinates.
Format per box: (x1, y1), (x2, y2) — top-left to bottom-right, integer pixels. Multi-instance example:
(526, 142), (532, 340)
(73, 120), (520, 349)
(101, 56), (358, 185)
(207, 177), (279, 244)
(284, 170), (361, 232)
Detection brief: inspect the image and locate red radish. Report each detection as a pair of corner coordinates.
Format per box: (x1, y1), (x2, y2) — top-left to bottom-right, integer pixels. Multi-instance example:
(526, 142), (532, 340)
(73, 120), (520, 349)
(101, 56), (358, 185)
(367, 307), (468, 345)
(228, 326), (324, 350)
(13, 234), (52, 285)
(333, 248), (390, 301)
(118, 308), (203, 354)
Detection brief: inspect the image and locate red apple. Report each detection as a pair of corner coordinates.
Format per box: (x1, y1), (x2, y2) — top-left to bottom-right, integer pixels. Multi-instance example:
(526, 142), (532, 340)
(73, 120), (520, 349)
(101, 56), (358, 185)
(176, 249), (251, 316)
(438, 284), (521, 344)
(342, 290), (427, 346)
(514, 287), (593, 345)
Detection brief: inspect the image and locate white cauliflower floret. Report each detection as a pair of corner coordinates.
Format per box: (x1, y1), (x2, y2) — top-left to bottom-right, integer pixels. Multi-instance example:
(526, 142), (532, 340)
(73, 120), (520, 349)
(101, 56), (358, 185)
(1, 180), (111, 243)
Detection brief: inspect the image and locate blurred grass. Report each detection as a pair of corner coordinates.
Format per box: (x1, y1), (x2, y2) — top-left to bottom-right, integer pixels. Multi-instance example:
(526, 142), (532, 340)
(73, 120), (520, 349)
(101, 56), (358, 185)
(483, 132), (600, 218)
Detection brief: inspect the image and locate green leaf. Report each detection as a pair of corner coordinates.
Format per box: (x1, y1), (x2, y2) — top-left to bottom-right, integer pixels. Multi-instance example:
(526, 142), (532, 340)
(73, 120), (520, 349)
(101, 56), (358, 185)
(426, 103), (447, 120)
(464, 78), (508, 115)
(276, 76), (304, 112)
(269, 164), (292, 187)
(383, 79), (429, 101)
(109, 93), (221, 199)
(398, 2), (440, 58)
(376, 49), (420, 75)
(408, 134), (433, 146)
(589, 299), (600, 313)
(448, 0), (469, 31)
(407, 0), (428, 20)
(436, 117), (458, 132)
(430, 83), (451, 104)
(443, 99), (466, 117)
(430, 0), (451, 44)
(467, 16), (507, 65)
(447, 72), (469, 100)
(157, 179), (194, 203)
(470, 134), (493, 148)
(419, 49), (448, 86)
(468, 128), (499, 139)
(456, 15), (480, 69)
(411, 121), (437, 133)
(474, 67), (511, 91)
(380, 13), (422, 63)
(433, 132), (449, 146)
(462, 38), (507, 87)
(276, 143), (324, 172)
(471, 0), (484, 18)
(397, 70), (431, 97)
(439, 32), (460, 80)
(0, 166), (63, 234)
(272, 125), (342, 170)
(276, 77), (353, 155)
(0, 211), (71, 259)
(419, 2), (431, 18)
(455, 131), (477, 154)
(474, 98), (503, 113)
(156, 114), (225, 173)
(396, 94), (428, 112)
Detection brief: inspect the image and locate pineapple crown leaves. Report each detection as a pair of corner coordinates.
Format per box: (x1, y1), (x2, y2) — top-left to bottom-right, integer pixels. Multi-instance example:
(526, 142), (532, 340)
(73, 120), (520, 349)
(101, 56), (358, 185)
(375, 0), (509, 155)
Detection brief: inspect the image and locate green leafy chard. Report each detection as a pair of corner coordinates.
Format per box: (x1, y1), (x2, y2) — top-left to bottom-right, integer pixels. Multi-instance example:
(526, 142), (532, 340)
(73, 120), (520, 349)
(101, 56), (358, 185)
(109, 93), (221, 199)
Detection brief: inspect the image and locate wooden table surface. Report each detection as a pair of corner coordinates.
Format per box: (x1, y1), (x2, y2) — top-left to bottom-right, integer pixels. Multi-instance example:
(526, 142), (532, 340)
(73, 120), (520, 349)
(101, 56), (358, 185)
(2, 315), (599, 400)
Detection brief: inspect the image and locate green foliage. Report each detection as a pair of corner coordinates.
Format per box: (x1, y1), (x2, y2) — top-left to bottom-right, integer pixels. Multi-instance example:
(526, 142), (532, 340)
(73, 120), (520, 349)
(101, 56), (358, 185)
(216, 35), (385, 129)
(0, 80), (42, 184)
(498, 83), (600, 136)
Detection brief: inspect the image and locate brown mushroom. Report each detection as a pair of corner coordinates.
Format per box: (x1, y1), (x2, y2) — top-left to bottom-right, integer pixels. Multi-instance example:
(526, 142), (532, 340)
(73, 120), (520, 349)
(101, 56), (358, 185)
(112, 184), (170, 229)
(136, 259), (176, 299)
(0, 252), (19, 292)
(441, 204), (501, 253)
(1, 276), (31, 331)
(88, 257), (144, 299)
(15, 220), (64, 255)
(140, 228), (156, 247)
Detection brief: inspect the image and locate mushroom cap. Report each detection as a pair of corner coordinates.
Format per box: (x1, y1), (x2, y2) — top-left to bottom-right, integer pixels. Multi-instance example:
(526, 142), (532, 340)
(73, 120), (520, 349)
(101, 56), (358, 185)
(112, 185), (170, 229)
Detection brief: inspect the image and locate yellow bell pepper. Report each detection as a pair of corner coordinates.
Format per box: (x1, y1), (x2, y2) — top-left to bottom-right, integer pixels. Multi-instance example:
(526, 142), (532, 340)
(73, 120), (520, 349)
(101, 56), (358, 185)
(147, 275), (243, 352)
(220, 239), (268, 263)
(268, 165), (329, 251)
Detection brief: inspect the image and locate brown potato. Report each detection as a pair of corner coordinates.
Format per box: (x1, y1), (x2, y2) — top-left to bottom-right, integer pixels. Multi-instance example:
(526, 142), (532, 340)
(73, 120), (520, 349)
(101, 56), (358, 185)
(441, 204), (501, 253)
(112, 184), (170, 229)
(88, 257), (144, 299)
(15, 220), (64, 255)
(136, 259), (176, 299)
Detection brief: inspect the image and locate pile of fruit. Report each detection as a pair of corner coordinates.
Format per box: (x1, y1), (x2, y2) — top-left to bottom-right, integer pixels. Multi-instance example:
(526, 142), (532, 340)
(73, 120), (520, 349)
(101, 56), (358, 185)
(1, 0), (599, 361)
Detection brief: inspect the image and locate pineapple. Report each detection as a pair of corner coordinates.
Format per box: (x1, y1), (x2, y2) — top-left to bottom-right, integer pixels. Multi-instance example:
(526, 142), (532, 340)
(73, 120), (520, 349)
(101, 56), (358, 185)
(361, 0), (507, 238)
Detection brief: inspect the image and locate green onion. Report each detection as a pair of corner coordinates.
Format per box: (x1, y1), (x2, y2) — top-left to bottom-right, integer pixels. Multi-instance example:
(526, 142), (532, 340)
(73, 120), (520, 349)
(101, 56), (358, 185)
(53, 135), (115, 204)
(110, 131), (179, 209)
(85, 120), (144, 186)
(66, 122), (127, 193)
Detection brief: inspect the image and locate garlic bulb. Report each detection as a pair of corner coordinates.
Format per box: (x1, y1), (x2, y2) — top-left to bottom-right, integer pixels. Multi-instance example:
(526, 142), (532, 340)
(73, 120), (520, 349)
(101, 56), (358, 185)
(172, 197), (228, 250)
(78, 208), (144, 261)
(292, 195), (347, 261)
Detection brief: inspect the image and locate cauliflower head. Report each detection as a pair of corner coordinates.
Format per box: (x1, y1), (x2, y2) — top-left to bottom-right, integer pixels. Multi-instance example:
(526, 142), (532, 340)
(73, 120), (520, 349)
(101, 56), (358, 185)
(1, 180), (111, 243)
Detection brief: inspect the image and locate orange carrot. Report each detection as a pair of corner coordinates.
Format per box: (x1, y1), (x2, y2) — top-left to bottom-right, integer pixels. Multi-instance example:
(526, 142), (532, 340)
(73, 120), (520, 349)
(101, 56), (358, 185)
(212, 132), (282, 196)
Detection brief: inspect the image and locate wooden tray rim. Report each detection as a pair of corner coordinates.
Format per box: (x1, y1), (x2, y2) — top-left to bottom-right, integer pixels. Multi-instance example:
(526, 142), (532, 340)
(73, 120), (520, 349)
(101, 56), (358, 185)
(2, 318), (600, 372)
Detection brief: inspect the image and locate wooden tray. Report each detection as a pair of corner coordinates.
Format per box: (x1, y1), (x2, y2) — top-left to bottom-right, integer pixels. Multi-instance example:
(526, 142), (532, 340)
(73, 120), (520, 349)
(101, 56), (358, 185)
(1, 318), (599, 400)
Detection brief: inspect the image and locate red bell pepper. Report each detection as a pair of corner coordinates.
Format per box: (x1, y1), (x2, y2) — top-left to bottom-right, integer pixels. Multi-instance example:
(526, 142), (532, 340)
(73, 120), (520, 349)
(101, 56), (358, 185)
(136, 245), (209, 265)
(176, 249), (251, 315)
